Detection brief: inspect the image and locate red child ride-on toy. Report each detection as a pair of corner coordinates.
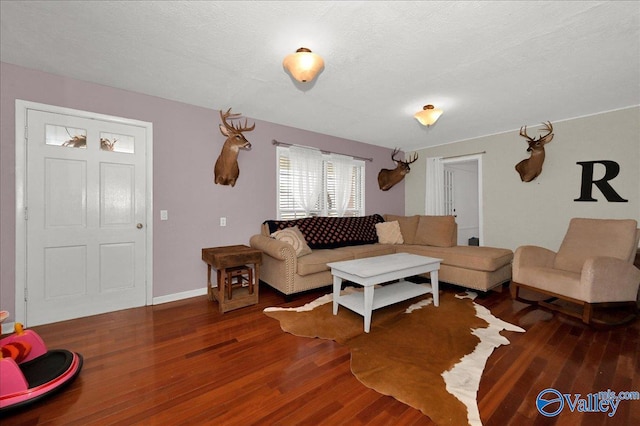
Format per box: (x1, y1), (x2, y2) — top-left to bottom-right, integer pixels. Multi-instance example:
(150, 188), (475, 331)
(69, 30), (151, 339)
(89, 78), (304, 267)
(0, 311), (83, 414)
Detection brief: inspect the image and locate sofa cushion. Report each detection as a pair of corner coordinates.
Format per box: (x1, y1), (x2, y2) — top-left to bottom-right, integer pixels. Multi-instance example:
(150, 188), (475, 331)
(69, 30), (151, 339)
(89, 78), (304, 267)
(375, 221), (404, 244)
(264, 214), (384, 249)
(437, 263), (513, 291)
(414, 215), (457, 247)
(553, 218), (638, 273)
(297, 249), (355, 276)
(337, 244), (397, 259)
(383, 214), (419, 244)
(398, 245), (513, 272)
(270, 226), (312, 257)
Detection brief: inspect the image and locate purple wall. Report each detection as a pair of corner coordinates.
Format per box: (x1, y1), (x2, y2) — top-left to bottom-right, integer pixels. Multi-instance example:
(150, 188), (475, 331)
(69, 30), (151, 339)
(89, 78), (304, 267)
(0, 62), (404, 317)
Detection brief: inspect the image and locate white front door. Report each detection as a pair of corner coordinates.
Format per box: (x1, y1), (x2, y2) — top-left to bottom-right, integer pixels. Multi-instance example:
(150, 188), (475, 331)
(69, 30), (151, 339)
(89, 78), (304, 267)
(22, 106), (150, 326)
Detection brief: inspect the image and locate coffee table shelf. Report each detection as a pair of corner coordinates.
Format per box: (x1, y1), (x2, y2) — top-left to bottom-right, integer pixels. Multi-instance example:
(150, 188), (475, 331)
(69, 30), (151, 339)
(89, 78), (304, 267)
(335, 280), (433, 314)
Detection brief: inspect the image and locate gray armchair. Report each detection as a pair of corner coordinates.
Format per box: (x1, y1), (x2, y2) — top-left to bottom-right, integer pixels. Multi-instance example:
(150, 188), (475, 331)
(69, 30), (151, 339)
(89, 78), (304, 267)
(511, 218), (640, 325)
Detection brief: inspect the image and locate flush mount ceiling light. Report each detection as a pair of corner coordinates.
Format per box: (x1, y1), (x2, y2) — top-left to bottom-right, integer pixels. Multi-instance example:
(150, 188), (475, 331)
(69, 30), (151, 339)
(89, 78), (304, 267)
(414, 104), (443, 127)
(283, 47), (324, 83)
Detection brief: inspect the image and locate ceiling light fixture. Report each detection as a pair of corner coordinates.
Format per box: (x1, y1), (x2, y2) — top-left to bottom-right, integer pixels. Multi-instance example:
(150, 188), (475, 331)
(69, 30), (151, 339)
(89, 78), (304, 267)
(283, 47), (324, 83)
(414, 104), (443, 127)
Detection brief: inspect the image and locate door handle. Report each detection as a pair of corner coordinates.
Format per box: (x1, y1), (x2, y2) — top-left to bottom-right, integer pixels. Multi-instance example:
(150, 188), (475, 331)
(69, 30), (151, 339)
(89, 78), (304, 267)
(137, 223), (143, 229)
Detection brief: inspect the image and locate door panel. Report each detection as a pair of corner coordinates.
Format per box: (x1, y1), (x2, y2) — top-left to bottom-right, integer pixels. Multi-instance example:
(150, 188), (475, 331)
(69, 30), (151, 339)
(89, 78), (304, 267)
(45, 158), (86, 227)
(101, 162), (134, 226)
(44, 246), (87, 298)
(100, 243), (135, 291)
(26, 109), (147, 326)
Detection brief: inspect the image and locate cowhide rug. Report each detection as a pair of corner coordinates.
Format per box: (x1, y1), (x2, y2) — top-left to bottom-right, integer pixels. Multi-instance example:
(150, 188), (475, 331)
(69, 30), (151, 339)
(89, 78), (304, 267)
(264, 287), (524, 425)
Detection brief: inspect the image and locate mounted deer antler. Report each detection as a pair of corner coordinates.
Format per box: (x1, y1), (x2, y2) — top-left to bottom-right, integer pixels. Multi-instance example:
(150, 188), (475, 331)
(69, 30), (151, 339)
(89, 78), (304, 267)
(214, 108), (255, 187)
(100, 137), (117, 151)
(377, 148), (418, 191)
(61, 134), (117, 151)
(515, 121), (554, 182)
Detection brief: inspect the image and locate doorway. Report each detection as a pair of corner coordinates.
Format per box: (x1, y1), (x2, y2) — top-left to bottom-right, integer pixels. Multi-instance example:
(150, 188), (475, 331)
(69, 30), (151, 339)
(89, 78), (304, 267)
(15, 101), (153, 326)
(442, 155), (483, 246)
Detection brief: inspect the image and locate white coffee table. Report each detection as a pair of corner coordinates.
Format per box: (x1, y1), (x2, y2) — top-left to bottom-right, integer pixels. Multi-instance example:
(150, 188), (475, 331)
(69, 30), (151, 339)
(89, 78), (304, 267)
(328, 253), (442, 333)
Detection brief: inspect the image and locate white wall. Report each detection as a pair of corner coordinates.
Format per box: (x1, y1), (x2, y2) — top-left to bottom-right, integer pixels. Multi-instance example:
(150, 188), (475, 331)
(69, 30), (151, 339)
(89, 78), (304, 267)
(406, 107), (640, 252)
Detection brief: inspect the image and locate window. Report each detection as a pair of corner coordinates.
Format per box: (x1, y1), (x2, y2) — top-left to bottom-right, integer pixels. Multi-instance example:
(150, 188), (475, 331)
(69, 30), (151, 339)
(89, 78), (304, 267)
(277, 146), (365, 219)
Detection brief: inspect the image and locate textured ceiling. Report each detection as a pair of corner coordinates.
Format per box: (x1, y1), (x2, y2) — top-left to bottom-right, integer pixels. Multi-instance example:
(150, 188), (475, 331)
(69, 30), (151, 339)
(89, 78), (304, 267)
(1, 1), (638, 151)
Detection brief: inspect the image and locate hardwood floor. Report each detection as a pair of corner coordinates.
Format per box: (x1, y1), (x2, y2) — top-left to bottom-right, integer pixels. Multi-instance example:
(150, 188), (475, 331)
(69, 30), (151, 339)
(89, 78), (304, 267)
(2, 282), (638, 425)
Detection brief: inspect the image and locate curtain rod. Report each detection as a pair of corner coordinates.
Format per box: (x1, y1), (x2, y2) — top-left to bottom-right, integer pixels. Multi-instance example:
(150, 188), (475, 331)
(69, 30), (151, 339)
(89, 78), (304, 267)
(272, 139), (373, 162)
(442, 151), (486, 160)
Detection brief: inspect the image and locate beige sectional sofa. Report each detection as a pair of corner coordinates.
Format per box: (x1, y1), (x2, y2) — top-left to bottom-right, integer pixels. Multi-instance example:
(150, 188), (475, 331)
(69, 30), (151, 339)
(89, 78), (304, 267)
(249, 214), (513, 297)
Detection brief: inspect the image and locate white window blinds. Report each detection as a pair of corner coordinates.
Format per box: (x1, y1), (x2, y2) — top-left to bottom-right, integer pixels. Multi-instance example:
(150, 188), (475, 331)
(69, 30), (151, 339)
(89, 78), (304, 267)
(277, 146), (365, 220)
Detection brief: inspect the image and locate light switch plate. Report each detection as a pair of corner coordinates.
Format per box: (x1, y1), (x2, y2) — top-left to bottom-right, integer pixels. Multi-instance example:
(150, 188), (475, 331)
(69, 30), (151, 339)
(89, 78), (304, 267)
(220, 217), (227, 227)
(160, 210), (168, 221)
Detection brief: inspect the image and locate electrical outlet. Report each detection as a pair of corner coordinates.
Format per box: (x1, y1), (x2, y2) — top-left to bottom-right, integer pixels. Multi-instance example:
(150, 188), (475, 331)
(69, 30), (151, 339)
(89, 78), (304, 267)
(220, 217), (227, 227)
(160, 210), (168, 221)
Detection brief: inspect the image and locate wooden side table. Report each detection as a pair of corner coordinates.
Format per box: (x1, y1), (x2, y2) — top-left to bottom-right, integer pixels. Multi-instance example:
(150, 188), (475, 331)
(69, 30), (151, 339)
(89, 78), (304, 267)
(202, 245), (262, 313)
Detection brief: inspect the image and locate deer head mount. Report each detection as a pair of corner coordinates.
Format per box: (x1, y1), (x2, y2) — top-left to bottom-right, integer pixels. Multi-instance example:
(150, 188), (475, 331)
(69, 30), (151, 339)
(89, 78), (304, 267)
(214, 108), (255, 187)
(377, 148), (418, 191)
(61, 134), (118, 151)
(515, 121), (554, 182)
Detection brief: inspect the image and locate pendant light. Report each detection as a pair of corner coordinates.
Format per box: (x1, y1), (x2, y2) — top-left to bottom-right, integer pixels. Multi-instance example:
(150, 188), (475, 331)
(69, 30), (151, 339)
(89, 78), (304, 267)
(414, 104), (443, 126)
(283, 48), (324, 83)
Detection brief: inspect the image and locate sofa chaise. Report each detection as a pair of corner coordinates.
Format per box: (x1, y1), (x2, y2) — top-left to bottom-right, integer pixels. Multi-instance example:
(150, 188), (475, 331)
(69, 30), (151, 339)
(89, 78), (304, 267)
(249, 214), (513, 297)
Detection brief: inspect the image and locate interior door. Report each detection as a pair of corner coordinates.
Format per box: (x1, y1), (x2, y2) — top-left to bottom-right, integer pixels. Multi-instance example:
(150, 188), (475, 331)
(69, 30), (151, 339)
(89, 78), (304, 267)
(25, 109), (148, 326)
(443, 161), (480, 246)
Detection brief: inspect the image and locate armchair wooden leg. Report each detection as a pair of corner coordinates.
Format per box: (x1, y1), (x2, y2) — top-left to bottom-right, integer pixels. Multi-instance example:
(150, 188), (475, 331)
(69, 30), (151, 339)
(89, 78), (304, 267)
(510, 281), (519, 299)
(582, 303), (593, 324)
(509, 281), (637, 326)
(589, 301), (639, 326)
